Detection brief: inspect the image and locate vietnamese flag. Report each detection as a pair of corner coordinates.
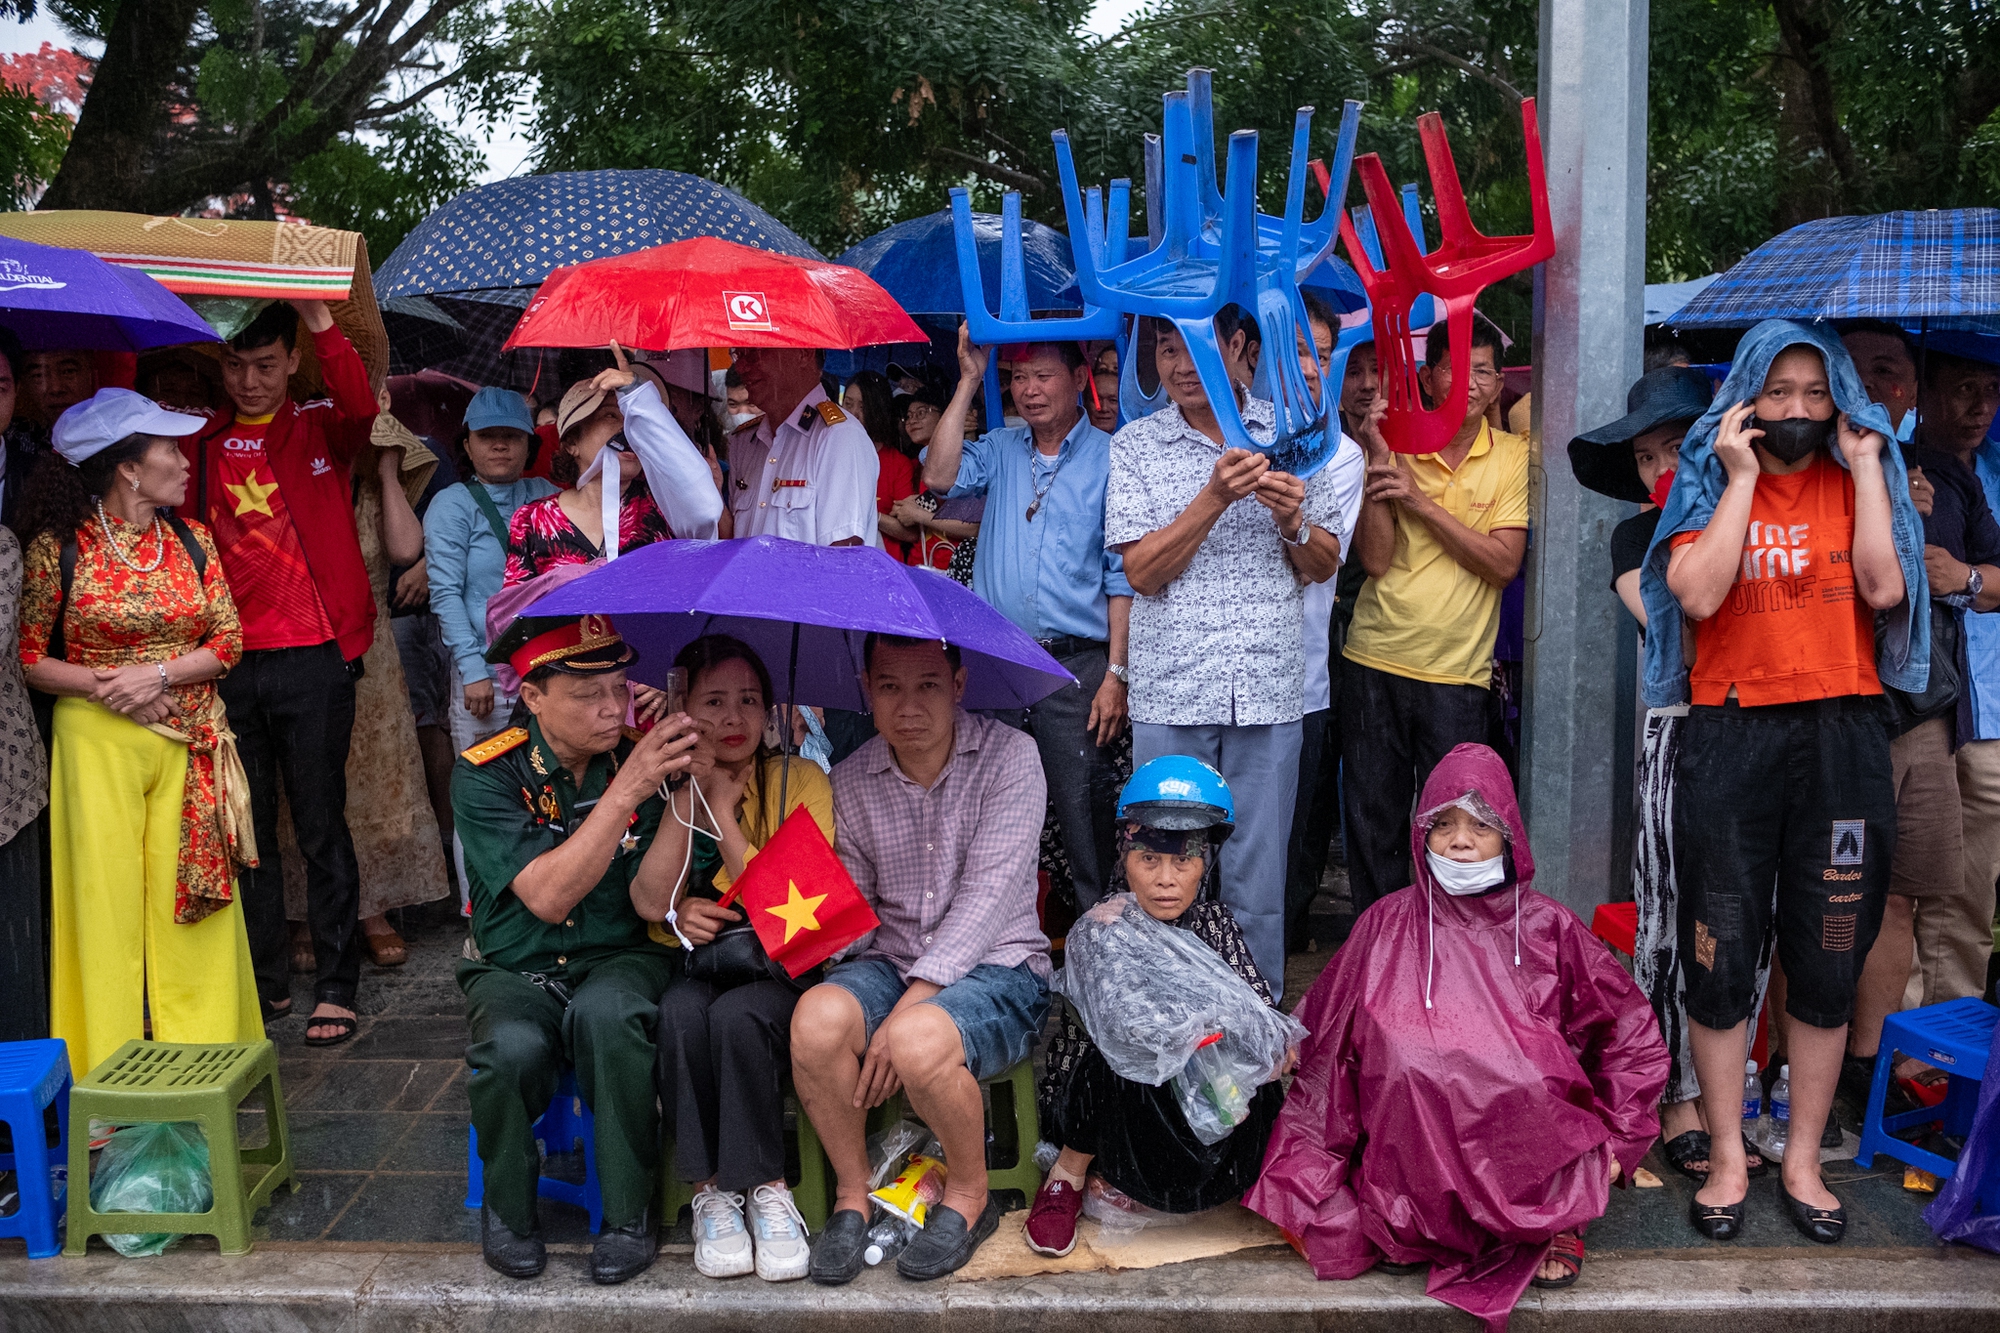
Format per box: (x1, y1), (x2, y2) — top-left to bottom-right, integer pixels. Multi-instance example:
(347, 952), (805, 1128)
(717, 806), (879, 977)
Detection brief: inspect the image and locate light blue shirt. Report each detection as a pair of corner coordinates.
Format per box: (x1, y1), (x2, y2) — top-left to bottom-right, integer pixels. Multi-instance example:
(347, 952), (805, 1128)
(423, 475), (558, 682)
(935, 415), (1134, 642)
(1966, 442), (2000, 740)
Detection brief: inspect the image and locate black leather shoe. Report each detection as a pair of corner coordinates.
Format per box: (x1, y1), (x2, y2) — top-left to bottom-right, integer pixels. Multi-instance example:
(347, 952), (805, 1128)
(1688, 1193), (1745, 1242)
(1778, 1182), (1846, 1244)
(897, 1193), (1001, 1281)
(590, 1206), (659, 1284)
(481, 1204), (546, 1279)
(809, 1208), (869, 1286)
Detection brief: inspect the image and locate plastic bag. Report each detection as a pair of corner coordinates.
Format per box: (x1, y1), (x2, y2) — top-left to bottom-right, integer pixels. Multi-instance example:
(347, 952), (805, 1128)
(89, 1122), (212, 1257)
(1081, 1175), (1194, 1247)
(1054, 893), (1306, 1143)
(865, 1120), (938, 1190)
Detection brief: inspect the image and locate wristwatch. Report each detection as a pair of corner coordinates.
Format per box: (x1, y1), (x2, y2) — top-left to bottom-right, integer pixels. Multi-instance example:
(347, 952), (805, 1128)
(1284, 519), (1311, 547)
(1105, 663), (1130, 685)
(1948, 566), (1984, 609)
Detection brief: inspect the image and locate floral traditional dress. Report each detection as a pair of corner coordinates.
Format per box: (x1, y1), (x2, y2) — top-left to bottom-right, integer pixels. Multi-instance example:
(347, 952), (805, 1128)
(503, 489), (671, 586)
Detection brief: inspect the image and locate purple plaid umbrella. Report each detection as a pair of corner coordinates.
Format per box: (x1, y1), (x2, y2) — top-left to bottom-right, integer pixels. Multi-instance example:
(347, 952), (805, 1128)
(528, 534), (1074, 711)
(0, 235), (219, 351)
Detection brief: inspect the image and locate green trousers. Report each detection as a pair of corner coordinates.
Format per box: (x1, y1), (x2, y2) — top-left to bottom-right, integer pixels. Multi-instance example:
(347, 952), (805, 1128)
(459, 950), (677, 1233)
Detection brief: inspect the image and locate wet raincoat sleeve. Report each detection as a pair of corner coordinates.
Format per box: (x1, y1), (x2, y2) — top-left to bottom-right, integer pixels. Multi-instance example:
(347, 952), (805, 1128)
(1242, 916), (1379, 1280)
(1554, 912), (1670, 1182)
(1639, 318), (1928, 707)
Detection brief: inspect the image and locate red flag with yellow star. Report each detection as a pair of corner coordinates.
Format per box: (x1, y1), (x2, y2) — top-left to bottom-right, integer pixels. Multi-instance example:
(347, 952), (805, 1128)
(717, 806), (878, 977)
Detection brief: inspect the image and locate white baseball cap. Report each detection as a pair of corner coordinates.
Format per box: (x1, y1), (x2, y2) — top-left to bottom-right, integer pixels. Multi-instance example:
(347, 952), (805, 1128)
(53, 388), (205, 466)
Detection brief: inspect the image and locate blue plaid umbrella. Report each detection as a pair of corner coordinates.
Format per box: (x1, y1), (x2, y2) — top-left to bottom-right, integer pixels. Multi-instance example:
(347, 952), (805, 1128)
(1673, 209), (2000, 333)
(375, 169), (823, 302)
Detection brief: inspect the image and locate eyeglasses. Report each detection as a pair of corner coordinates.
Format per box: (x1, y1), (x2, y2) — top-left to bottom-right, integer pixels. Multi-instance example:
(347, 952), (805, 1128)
(1439, 366), (1504, 386)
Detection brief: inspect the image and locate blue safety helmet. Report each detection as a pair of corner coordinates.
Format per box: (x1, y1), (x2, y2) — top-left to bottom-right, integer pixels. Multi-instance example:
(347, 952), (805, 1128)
(1116, 756), (1235, 842)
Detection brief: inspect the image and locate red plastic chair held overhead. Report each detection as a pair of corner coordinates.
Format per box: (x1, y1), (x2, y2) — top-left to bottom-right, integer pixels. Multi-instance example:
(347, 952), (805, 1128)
(1339, 99), (1554, 455)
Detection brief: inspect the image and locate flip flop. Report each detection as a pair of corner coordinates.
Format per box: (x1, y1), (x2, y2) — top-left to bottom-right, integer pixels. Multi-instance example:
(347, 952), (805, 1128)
(364, 929), (408, 967)
(1529, 1231), (1584, 1290)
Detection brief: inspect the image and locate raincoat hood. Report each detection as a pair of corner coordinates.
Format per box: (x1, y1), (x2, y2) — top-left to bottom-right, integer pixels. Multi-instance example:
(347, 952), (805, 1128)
(1410, 744), (1534, 895)
(1638, 318), (1929, 707)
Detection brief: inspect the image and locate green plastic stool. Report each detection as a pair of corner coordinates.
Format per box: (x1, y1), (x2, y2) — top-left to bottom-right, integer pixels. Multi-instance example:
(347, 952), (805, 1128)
(661, 1090), (831, 1229)
(65, 1040), (294, 1256)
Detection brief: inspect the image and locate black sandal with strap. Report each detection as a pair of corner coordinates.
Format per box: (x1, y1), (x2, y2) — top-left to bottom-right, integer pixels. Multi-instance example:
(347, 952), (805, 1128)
(1663, 1129), (1768, 1180)
(1529, 1231), (1584, 1290)
(302, 1013), (357, 1047)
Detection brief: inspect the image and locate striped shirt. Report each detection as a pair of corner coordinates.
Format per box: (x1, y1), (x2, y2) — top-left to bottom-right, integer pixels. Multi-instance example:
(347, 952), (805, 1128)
(831, 709), (1051, 985)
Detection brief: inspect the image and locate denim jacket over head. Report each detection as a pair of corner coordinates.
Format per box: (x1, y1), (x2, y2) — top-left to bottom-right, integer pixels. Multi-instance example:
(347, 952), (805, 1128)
(1639, 318), (1930, 708)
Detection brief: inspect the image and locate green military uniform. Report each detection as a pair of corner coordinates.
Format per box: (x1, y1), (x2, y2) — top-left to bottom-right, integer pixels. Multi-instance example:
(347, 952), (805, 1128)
(453, 715), (676, 1235)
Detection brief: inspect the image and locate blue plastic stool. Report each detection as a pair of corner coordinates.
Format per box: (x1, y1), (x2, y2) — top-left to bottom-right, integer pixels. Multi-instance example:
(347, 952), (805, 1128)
(1855, 997), (1998, 1180)
(0, 1039), (71, 1258)
(464, 1070), (603, 1233)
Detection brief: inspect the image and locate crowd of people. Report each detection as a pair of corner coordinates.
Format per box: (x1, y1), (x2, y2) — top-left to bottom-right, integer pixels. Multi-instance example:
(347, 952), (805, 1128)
(0, 277), (1991, 1329)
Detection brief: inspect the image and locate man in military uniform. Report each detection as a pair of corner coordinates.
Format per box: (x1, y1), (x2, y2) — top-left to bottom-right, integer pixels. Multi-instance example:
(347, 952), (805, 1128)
(454, 612), (698, 1283)
(727, 346), (881, 548)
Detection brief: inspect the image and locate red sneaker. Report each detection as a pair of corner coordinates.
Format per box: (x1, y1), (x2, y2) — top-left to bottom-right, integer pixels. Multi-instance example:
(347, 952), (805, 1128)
(1023, 1176), (1084, 1257)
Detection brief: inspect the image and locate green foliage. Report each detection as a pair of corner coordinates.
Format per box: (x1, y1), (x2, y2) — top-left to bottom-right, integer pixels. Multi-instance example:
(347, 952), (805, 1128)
(287, 111), (485, 257)
(0, 77), (70, 208)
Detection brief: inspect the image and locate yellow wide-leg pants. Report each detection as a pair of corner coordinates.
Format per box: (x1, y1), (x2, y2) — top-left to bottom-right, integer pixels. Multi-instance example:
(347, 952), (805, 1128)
(48, 696), (264, 1076)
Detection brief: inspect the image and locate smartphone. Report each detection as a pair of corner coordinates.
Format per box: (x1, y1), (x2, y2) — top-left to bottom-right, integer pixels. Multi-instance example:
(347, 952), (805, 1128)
(662, 666), (688, 720)
(763, 704), (788, 752)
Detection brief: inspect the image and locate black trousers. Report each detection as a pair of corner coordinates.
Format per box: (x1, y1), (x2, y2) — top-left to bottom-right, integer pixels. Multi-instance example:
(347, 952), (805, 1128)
(1675, 696), (1895, 1030)
(1284, 707), (1340, 949)
(0, 817), (45, 1043)
(655, 976), (799, 1191)
(221, 642), (362, 1010)
(1339, 660), (1491, 912)
(989, 642), (1121, 910)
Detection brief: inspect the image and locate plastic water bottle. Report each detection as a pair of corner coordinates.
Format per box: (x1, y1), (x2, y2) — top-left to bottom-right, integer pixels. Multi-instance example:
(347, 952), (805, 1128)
(1741, 1060), (1762, 1123)
(863, 1214), (915, 1266)
(1763, 1063), (1791, 1158)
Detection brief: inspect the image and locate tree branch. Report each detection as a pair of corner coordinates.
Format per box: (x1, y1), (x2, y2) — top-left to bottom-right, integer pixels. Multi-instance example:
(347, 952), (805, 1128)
(354, 68), (468, 122)
(1382, 40), (1524, 103)
(931, 145), (1047, 194)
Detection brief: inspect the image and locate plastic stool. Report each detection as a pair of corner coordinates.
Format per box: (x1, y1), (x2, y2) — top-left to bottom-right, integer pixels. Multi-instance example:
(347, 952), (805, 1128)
(1590, 902), (1638, 958)
(660, 1089), (829, 1229)
(64, 1040), (293, 1256)
(1855, 997), (1998, 1179)
(465, 1069), (602, 1233)
(0, 1040), (71, 1258)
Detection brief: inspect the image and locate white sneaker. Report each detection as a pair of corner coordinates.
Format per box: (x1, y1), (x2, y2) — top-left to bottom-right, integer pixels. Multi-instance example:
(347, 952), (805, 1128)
(690, 1186), (754, 1278)
(748, 1182), (811, 1282)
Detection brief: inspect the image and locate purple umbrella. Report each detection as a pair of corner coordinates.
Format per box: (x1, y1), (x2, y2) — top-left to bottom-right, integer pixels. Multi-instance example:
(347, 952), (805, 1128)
(0, 235), (219, 351)
(529, 534), (1074, 710)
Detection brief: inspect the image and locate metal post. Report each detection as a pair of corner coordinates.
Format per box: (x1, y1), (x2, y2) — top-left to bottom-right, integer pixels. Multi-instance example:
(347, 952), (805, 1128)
(1523, 0), (1649, 918)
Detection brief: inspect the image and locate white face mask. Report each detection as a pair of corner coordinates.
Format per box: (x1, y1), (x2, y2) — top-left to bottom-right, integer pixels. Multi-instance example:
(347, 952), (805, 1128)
(1426, 849), (1506, 896)
(725, 409), (761, 433)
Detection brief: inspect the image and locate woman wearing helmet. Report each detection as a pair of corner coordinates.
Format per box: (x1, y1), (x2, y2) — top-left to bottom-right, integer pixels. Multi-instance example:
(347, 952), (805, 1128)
(1024, 757), (1287, 1258)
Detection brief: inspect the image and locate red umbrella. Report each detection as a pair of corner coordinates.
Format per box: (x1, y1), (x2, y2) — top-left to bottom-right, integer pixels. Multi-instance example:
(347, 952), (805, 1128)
(501, 236), (928, 352)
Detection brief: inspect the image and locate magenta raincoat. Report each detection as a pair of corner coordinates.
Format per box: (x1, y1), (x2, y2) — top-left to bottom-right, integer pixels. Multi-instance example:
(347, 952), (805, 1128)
(1245, 744), (1667, 1330)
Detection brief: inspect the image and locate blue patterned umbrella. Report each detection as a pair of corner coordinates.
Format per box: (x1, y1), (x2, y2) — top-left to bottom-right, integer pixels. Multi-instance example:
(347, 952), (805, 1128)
(375, 169), (824, 302)
(1673, 209), (2000, 333)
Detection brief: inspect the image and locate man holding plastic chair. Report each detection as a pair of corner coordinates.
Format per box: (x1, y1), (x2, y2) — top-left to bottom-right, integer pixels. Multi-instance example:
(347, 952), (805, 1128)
(922, 323), (1133, 911)
(453, 612), (698, 1284)
(1106, 309), (1344, 995)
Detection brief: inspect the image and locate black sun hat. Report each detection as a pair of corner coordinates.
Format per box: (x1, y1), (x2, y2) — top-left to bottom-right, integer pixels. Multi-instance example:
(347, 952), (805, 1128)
(1567, 366), (1714, 503)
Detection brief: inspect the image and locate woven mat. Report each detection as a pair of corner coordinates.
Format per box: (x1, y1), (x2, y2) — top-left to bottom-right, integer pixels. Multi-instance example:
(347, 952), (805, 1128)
(949, 1202), (1288, 1282)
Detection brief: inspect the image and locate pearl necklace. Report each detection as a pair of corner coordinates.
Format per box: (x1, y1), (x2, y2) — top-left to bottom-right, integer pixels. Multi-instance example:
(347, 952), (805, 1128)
(93, 498), (167, 574)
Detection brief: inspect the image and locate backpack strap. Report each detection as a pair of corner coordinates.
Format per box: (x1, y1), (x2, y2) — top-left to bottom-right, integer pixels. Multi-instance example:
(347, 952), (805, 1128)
(465, 480), (513, 549)
(164, 514), (207, 581)
(49, 536), (76, 663)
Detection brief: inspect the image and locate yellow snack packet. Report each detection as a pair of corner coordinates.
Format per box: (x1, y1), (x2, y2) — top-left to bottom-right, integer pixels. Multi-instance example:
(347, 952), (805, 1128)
(870, 1153), (948, 1227)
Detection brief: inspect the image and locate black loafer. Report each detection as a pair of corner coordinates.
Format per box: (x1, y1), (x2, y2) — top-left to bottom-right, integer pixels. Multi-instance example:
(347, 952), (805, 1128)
(1778, 1182), (1846, 1245)
(1375, 1259), (1427, 1275)
(897, 1193), (1001, 1282)
(1688, 1194), (1745, 1242)
(590, 1206), (658, 1284)
(481, 1204), (547, 1279)
(809, 1208), (869, 1286)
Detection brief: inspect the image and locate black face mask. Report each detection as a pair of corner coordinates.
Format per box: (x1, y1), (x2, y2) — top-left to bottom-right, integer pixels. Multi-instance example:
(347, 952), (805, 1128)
(1750, 414), (1834, 464)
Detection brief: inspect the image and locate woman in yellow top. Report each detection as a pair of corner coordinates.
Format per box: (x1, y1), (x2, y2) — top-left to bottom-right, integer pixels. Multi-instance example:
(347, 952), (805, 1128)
(646, 634), (832, 1282)
(16, 389), (261, 1075)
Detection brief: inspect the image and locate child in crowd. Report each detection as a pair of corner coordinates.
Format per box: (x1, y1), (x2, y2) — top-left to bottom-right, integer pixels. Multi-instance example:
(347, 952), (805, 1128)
(1027, 758), (1286, 1258)
(1249, 744), (1667, 1331)
(422, 387), (557, 754)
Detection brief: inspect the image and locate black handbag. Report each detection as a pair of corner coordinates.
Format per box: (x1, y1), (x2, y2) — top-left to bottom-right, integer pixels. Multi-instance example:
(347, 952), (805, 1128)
(685, 920), (814, 993)
(1881, 600), (1961, 731)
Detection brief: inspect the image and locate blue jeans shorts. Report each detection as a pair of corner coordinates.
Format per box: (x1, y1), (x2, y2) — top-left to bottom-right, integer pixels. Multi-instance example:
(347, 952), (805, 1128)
(823, 957), (1050, 1080)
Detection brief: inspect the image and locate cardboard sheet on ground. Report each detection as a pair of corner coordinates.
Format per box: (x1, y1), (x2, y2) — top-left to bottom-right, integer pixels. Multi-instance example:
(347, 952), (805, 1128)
(950, 1203), (1288, 1281)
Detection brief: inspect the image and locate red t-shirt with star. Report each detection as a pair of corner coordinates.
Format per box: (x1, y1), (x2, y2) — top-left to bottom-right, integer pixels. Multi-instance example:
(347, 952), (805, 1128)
(209, 415), (335, 650)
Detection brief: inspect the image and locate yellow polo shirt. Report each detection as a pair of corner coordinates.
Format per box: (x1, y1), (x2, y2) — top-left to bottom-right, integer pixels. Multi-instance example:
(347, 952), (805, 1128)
(1343, 422), (1530, 687)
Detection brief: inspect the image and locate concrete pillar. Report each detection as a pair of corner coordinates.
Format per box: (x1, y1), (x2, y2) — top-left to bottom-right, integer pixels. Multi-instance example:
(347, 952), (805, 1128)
(1522, 0), (1650, 918)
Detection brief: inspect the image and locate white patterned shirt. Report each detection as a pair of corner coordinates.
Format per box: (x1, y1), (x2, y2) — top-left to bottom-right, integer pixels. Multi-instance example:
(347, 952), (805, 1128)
(1104, 397), (1343, 727)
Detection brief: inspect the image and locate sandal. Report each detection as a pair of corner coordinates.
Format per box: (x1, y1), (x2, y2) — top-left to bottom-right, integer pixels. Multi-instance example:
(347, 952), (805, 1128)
(1663, 1130), (1711, 1180)
(1529, 1231), (1583, 1290)
(303, 1011), (358, 1047)
(261, 997), (292, 1022)
(364, 929), (408, 968)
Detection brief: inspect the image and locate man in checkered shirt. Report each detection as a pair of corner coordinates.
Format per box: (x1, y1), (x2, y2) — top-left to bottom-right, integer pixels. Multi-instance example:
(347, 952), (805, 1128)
(791, 634), (1051, 1285)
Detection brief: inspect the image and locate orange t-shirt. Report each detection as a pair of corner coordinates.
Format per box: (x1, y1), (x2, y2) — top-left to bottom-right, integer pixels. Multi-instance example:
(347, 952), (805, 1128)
(1670, 452), (1882, 706)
